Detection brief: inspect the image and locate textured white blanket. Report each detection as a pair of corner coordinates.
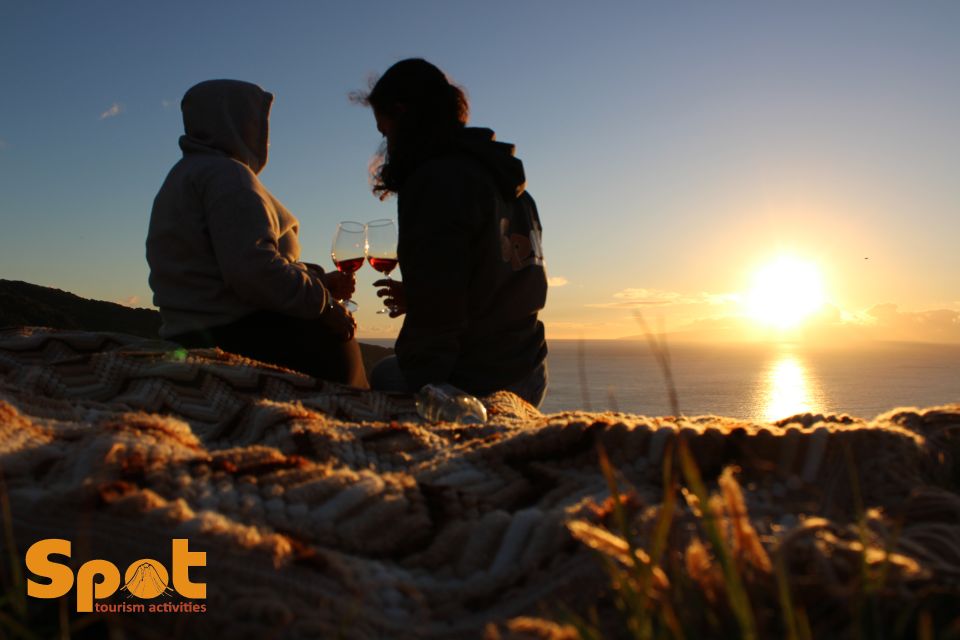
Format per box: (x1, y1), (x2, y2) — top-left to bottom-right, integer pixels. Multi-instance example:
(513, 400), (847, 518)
(0, 327), (957, 639)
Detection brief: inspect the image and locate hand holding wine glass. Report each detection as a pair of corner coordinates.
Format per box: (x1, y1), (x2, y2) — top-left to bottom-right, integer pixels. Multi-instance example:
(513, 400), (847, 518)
(364, 218), (399, 315)
(330, 221), (365, 312)
(373, 278), (406, 317)
(322, 270), (356, 300)
(303, 262), (356, 301)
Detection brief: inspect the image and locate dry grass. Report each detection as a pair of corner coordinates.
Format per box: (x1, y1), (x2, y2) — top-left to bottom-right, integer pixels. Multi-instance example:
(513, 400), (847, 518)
(0, 464), (126, 640)
(544, 437), (960, 640)
(524, 315), (960, 640)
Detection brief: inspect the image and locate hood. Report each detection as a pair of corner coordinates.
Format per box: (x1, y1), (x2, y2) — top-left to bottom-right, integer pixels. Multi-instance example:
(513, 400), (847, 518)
(178, 79), (273, 174)
(454, 127), (527, 199)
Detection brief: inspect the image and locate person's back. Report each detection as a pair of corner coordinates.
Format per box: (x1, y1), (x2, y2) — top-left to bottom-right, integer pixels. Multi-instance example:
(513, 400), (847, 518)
(149, 148), (319, 338)
(147, 79), (366, 386)
(361, 59), (549, 406)
(395, 127), (547, 396)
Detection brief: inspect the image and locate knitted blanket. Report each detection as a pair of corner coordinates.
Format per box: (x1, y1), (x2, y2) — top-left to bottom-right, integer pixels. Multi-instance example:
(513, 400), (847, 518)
(0, 327), (958, 639)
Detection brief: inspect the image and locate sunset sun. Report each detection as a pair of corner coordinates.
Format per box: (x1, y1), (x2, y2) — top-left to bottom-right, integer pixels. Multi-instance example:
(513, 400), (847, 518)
(746, 256), (825, 329)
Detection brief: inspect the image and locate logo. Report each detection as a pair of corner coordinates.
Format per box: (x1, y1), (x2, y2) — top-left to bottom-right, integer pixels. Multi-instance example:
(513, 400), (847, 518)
(26, 538), (206, 613)
(500, 217), (545, 271)
(121, 559), (175, 599)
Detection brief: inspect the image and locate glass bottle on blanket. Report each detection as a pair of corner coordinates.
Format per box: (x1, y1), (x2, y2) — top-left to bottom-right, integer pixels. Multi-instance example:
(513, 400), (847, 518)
(330, 221), (366, 312)
(364, 218), (398, 314)
(415, 383), (488, 424)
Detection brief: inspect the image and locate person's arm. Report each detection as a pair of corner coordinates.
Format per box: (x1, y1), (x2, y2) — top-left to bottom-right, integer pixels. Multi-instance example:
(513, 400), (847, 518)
(394, 166), (480, 389)
(203, 167), (329, 317)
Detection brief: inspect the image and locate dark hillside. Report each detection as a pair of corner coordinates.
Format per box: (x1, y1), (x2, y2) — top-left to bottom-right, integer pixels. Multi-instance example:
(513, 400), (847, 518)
(0, 279), (161, 337)
(0, 279), (392, 373)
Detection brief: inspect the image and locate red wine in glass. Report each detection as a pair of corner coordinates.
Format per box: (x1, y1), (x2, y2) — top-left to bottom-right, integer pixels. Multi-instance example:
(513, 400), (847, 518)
(335, 257), (365, 274)
(367, 257), (398, 275)
(330, 221), (365, 311)
(364, 219), (398, 314)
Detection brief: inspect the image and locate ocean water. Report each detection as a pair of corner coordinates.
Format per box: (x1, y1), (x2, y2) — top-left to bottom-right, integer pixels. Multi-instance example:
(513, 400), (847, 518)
(360, 338), (960, 420)
(541, 340), (960, 421)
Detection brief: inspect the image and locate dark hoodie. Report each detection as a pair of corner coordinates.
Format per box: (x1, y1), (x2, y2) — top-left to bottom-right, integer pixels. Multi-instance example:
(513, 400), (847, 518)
(395, 127), (548, 394)
(147, 80), (329, 338)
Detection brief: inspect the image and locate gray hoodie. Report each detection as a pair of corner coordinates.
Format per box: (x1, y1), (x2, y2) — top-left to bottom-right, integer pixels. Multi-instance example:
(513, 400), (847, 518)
(146, 80), (328, 338)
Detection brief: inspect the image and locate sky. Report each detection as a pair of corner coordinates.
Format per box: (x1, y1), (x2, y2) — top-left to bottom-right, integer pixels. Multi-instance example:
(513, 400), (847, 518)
(1, 1), (958, 342)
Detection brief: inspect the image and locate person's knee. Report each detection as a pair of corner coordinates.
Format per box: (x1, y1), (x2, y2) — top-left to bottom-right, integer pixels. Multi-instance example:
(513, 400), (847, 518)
(532, 361), (549, 408)
(370, 356), (409, 392)
(509, 361), (548, 408)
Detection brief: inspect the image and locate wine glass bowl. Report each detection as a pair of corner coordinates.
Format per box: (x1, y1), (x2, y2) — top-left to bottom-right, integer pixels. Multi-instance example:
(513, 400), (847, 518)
(367, 256), (398, 275)
(331, 221), (366, 311)
(364, 219), (398, 314)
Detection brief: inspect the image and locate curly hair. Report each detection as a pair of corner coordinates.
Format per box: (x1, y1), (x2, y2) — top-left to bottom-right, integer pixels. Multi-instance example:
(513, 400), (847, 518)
(354, 59), (469, 199)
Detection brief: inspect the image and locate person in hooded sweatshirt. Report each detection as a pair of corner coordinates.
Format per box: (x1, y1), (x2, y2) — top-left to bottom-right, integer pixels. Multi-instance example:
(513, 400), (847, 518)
(358, 59), (548, 406)
(147, 79), (367, 387)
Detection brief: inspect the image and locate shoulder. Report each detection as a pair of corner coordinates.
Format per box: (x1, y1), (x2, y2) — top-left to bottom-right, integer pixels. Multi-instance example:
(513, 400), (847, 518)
(179, 153), (260, 193)
(518, 190), (539, 211)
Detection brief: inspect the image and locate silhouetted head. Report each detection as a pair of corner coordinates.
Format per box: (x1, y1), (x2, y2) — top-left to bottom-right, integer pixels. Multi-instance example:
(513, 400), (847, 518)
(356, 59), (469, 197)
(179, 79), (273, 174)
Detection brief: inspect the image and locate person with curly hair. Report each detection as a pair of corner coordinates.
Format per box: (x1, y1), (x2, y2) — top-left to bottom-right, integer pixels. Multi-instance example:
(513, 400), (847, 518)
(358, 59), (548, 406)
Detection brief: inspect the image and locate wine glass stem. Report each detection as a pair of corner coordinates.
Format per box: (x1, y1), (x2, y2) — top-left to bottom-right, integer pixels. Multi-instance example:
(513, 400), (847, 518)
(377, 275), (392, 314)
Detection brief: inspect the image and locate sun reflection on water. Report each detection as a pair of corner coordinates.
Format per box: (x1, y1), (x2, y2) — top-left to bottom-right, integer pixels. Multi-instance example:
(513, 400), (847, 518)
(762, 353), (823, 422)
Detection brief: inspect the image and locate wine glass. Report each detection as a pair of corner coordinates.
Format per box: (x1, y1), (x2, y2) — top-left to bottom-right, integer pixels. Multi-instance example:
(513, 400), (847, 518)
(330, 221), (365, 312)
(364, 218), (398, 314)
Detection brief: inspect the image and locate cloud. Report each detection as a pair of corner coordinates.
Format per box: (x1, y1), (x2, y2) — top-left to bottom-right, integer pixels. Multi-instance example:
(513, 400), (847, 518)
(99, 103), (124, 120)
(547, 276), (569, 287)
(588, 288), (739, 309)
(667, 302), (960, 344)
(859, 304), (960, 342)
(543, 319), (631, 339)
(116, 295), (140, 307)
(788, 303), (960, 344)
(161, 99), (175, 110)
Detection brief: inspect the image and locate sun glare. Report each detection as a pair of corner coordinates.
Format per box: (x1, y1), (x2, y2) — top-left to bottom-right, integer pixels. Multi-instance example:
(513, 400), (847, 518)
(746, 256), (825, 329)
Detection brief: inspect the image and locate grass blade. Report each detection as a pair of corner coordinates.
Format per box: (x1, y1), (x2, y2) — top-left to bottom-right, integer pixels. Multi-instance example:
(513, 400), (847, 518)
(677, 439), (757, 640)
(774, 549), (800, 640)
(0, 464), (27, 620)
